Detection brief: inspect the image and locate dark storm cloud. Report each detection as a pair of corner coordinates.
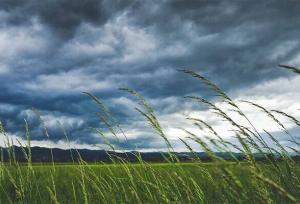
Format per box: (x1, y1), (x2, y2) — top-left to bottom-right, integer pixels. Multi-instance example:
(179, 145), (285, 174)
(0, 0), (299, 148)
(0, 0), (135, 38)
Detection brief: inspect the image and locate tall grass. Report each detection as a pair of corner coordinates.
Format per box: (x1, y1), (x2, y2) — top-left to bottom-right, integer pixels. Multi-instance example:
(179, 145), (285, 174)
(0, 65), (299, 203)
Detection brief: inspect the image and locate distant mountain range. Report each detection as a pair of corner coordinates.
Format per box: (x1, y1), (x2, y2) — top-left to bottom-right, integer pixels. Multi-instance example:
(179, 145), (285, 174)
(0, 146), (298, 163)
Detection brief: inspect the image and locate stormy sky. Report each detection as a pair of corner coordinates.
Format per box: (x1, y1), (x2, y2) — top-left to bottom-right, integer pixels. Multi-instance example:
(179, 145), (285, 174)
(0, 0), (299, 151)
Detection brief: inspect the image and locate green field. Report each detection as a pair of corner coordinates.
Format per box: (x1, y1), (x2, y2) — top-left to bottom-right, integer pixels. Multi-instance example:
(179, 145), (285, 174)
(0, 161), (299, 204)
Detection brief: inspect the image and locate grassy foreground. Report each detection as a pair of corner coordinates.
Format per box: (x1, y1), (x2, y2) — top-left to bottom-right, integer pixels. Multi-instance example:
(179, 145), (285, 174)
(0, 65), (299, 203)
(0, 162), (299, 203)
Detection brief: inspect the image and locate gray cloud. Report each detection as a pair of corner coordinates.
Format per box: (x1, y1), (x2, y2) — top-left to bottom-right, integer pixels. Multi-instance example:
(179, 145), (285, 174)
(0, 0), (135, 38)
(0, 0), (299, 149)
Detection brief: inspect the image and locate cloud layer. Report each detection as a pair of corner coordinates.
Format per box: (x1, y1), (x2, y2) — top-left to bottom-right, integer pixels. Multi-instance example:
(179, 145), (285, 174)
(0, 0), (299, 150)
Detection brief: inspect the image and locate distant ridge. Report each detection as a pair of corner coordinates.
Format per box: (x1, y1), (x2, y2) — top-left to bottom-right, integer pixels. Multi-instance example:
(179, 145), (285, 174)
(0, 146), (298, 163)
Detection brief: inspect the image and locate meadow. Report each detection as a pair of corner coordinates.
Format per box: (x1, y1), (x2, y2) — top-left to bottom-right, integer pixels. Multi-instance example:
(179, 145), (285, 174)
(0, 162), (299, 203)
(0, 65), (299, 203)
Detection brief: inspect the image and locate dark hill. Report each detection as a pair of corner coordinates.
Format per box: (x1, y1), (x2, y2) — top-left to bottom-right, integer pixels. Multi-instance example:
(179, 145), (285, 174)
(0, 146), (297, 163)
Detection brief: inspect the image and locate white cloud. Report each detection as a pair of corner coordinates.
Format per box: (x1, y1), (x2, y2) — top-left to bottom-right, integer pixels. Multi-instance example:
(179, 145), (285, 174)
(120, 25), (158, 63)
(40, 114), (84, 130)
(24, 69), (115, 93)
(59, 14), (159, 64)
(129, 74), (300, 149)
(17, 109), (85, 132)
(60, 13), (191, 65)
(61, 23), (118, 58)
(108, 74), (300, 148)
(0, 17), (51, 75)
(0, 132), (98, 150)
(0, 18), (49, 60)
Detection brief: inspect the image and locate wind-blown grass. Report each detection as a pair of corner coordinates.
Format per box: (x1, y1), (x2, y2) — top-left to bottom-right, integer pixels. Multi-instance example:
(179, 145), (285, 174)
(0, 65), (299, 203)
